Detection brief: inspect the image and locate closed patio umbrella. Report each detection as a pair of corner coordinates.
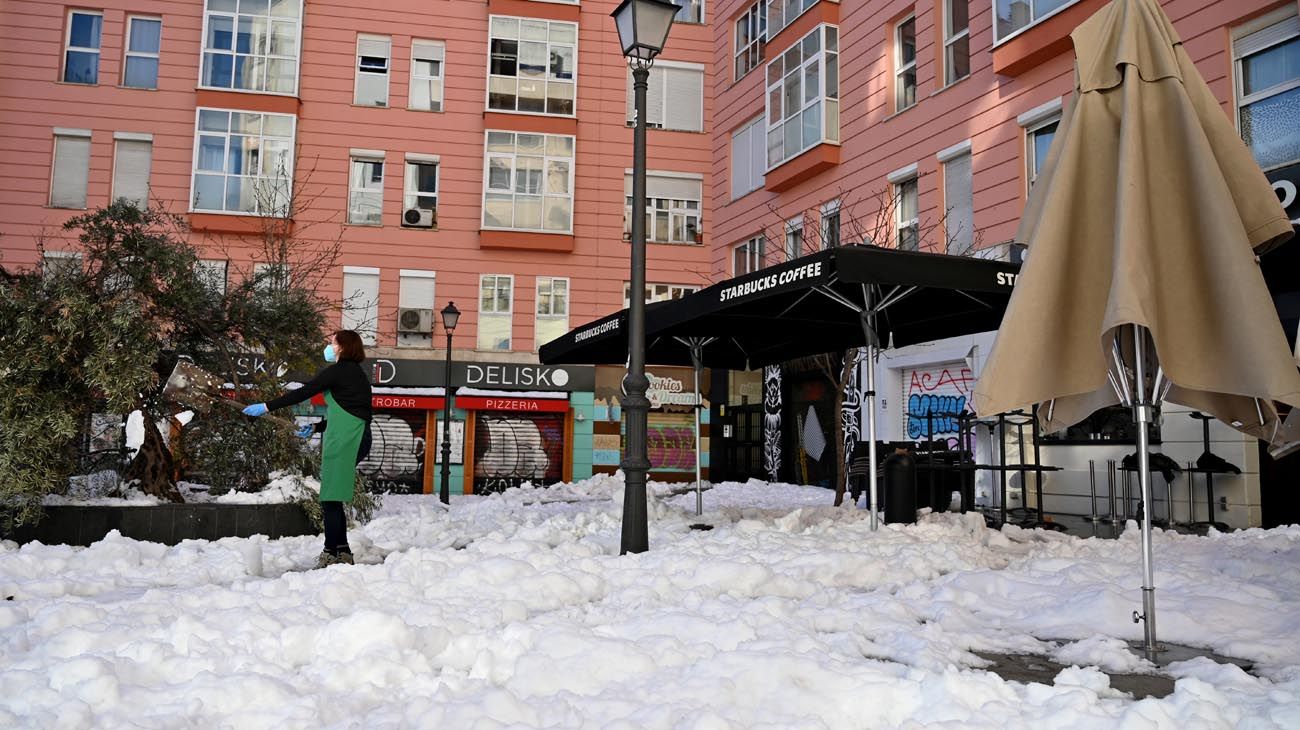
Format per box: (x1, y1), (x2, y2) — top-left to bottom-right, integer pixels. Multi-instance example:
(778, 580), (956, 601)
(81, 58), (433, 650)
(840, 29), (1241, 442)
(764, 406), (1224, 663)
(973, 0), (1298, 657)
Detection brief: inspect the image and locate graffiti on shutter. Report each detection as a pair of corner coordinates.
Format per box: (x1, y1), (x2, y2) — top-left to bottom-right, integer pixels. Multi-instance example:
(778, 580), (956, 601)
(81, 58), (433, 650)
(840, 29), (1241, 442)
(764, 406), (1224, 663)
(474, 413), (565, 494)
(358, 411), (428, 494)
(902, 362), (974, 449)
(645, 411), (696, 472)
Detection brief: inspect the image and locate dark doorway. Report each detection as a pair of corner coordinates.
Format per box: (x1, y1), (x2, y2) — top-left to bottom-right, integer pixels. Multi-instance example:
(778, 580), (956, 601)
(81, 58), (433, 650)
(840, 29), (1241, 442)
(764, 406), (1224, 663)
(726, 403), (766, 483)
(784, 370), (839, 489)
(1259, 440), (1300, 529)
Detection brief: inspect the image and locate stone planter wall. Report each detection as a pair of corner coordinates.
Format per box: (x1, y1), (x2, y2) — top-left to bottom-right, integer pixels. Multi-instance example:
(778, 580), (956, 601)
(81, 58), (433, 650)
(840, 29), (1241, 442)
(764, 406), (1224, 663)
(2, 503), (317, 547)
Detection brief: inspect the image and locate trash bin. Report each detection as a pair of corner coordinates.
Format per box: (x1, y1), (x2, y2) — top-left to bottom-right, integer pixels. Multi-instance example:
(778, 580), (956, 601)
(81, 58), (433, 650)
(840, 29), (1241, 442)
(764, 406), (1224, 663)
(883, 449), (917, 524)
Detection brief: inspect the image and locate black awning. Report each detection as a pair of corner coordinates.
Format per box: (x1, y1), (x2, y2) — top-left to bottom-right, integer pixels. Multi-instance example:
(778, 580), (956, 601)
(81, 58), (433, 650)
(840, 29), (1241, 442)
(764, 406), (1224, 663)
(540, 245), (1020, 369)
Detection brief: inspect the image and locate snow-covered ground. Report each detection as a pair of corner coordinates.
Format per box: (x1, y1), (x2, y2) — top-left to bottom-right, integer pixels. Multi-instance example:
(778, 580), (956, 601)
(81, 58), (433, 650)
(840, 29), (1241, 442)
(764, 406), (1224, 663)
(3, 476), (1299, 728)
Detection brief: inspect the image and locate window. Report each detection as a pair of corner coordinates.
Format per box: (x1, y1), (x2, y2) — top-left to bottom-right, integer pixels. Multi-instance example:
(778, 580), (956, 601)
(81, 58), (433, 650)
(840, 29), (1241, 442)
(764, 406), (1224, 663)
(734, 236), (765, 275)
(765, 25), (839, 168)
(112, 135), (153, 207)
(995, 0), (1077, 44)
(895, 16), (917, 112)
(731, 116), (766, 199)
(353, 35), (390, 106)
(488, 17), (576, 116)
(253, 262), (289, 291)
(196, 259), (228, 295)
(63, 11), (102, 84)
(191, 108), (295, 215)
(397, 269), (436, 346)
(403, 156), (438, 222)
(941, 145), (973, 254)
(671, 0), (704, 24)
(42, 251), (82, 278)
(821, 199), (840, 249)
(478, 274), (514, 350)
(784, 217), (803, 260)
(535, 276), (569, 348)
(410, 39), (445, 111)
(342, 267), (380, 345)
(483, 131), (574, 232)
(1027, 118), (1058, 189)
(348, 155), (384, 225)
(1234, 8), (1300, 171)
(626, 63), (704, 132)
(623, 283), (699, 307)
(735, 2), (766, 80)
(201, 0), (301, 94)
(889, 165), (919, 250)
(51, 131), (91, 209)
(944, 0), (969, 86)
(123, 16), (162, 89)
(623, 173), (702, 244)
(766, 0), (817, 41)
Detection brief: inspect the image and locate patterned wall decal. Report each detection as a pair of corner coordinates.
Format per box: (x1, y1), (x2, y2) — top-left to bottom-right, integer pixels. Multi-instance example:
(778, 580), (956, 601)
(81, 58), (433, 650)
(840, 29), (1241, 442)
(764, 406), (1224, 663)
(763, 364), (782, 482)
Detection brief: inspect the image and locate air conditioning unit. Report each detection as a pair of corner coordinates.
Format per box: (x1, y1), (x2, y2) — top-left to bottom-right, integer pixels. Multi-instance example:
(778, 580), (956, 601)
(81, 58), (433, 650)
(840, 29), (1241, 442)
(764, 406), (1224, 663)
(403, 208), (435, 228)
(397, 307), (433, 334)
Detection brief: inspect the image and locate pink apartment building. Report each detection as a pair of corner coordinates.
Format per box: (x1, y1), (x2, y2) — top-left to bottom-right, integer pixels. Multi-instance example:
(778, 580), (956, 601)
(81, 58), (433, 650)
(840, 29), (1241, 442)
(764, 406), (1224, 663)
(0, 0), (716, 496)
(707, 0), (1300, 526)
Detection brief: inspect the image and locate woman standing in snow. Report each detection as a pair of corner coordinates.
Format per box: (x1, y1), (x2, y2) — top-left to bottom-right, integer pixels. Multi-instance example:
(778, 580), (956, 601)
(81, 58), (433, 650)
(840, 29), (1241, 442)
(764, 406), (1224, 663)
(243, 330), (373, 567)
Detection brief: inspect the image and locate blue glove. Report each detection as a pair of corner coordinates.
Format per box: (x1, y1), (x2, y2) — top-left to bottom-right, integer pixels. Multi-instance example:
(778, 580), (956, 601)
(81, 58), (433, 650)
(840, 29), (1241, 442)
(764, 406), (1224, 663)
(242, 403), (268, 417)
(296, 424), (314, 439)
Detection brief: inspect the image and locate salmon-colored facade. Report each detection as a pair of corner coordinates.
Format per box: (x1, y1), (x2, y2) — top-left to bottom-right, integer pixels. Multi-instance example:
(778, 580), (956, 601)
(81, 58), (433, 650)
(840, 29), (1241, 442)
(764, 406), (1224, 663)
(0, 0), (716, 495)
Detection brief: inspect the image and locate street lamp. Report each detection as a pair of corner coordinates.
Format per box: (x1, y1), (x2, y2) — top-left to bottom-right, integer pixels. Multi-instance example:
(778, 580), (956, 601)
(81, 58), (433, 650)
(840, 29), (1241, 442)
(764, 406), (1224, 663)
(439, 301), (460, 505)
(611, 0), (677, 554)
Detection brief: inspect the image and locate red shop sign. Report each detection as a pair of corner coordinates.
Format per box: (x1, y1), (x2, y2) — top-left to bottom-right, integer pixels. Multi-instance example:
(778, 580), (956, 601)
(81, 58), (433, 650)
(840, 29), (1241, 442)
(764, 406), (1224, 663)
(310, 394), (446, 410)
(455, 396), (569, 412)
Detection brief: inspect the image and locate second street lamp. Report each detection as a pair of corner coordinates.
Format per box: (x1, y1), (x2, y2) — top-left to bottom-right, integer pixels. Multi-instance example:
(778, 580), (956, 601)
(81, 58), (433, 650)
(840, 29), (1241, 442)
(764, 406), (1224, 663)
(611, 0), (678, 555)
(439, 301), (460, 505)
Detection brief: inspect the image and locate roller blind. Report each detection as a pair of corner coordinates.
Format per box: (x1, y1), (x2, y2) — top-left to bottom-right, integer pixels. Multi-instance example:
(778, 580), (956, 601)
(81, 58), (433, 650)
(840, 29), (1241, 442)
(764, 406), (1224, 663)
(51, 135), (91, 208)
(624, 173), (702, 200)
(112, 139), (152, 207)
(342, 269), (380, 345)
(663, 67), (703, 132)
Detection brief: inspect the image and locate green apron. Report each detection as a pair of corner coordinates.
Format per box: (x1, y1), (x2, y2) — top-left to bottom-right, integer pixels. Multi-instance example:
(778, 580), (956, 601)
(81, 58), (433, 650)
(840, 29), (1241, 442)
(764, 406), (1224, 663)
(320, 391), (365, 502)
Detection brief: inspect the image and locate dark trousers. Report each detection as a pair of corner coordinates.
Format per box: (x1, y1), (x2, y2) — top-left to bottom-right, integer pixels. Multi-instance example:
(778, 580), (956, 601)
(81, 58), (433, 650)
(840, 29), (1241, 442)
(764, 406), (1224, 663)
(322, 500), (349, 554)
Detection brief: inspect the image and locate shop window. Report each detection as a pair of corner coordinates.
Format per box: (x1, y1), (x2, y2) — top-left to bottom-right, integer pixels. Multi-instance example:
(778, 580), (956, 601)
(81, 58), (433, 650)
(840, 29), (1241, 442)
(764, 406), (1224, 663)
(1040, 404), (1161, 444)
(1233, 7), (1300, 171)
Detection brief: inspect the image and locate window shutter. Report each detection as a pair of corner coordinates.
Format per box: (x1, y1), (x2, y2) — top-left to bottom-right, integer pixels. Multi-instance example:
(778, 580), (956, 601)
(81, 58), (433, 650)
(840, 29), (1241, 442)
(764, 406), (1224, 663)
(1233, 13), (1299, 57)
(112, 139), (152, 207)
(411, 39), (444, 62)
(944, 153), (974, 253)
(663, 67), (702, 131)
(731, 125), (749, 199)
(342, 269), (380, 345)
(749, 118), (766, 187)
(358, 36), (391, 59)
(646, 174), (701, 200)
(647, 67), (666, 127)
(51, 135), (91, 208)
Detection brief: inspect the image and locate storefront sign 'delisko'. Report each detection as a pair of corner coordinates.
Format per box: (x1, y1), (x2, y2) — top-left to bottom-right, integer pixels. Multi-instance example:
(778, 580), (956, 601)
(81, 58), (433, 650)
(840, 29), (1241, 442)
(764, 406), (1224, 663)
(1269, 163), (1300, 227)
(718, 259), (829, 303)
(370, 359), (595, 392)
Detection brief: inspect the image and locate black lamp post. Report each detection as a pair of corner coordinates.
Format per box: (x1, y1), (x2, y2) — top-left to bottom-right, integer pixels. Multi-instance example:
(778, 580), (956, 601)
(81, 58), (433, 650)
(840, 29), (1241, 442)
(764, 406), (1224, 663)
(439, 301), (460, 505)
(611, 0), (677, 554)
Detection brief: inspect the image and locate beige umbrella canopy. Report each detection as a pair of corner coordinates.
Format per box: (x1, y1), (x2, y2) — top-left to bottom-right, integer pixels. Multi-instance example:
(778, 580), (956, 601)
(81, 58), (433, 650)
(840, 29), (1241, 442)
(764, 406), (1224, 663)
(972, 0), (1298, 658)
(972, 0), (1299, 442)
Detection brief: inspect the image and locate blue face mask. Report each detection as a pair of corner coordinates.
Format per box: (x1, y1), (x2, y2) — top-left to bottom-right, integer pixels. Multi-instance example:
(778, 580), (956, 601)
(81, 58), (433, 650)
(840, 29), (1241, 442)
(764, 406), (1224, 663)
(323, 344), (338, 363)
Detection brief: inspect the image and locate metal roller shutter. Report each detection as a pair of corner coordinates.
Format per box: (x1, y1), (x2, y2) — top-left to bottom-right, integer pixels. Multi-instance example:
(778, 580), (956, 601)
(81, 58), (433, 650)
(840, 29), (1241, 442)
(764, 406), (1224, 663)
(473, 412), (565, 494)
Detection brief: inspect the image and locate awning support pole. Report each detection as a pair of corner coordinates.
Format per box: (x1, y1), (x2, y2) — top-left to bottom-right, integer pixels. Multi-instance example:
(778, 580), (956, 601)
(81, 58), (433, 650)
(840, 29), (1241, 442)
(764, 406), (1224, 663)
(690, 340), (706, 517)
(858, 306), (880, 531)
(1130, 324), (1162, 659)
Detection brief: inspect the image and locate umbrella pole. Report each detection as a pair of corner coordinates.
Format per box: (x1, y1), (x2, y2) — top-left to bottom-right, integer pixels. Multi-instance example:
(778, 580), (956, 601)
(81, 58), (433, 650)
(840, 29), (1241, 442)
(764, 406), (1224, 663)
(691, 342), (704, 517)
(865, 342), (879, 531)
(1131, 325), (1161, 657)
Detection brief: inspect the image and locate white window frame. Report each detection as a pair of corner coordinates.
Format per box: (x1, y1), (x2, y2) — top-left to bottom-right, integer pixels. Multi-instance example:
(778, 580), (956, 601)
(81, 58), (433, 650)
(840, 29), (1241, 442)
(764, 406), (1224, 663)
(623, 282), (700, 308)
(196, 259), (229, 295)
(403, 154), (439, 222)
(397, 269), (437, 347)
(482, 130), (575, 233)
(1025, 115), (1059, 190)
(820, 199), (840, 249)
(63, 10), (103, 85)
(943, 0), (970, 86)
(112, 132), (154, 208)
(766, 0), (818, 42)
(486, 16), (578, 117)
(534, 276), (569, 349)
(731, 116), (766, 199)
(348, 152), (385, 226)
(939, 140), (974, 254)
(784, 216), (804, 260)
(199, 0), (303, 96)
(889, 163), (919, 251)
(623, 172), (703, 245)
(478, 274), (515, 351)
(122, 15), (162, 89)
(409, 39), (445, 112)
(670, 0), (705, 24)
(253, 261), (290, 291)
(733, 236), (766, 275)
(895, 15), (917, 113)
(994, 0), (1082, 47)
(627, 61), (705, 132)
(1232, 7), (1300, 172)
(765, 24), (840, 170)
(50, 128), (92, 209)
(42, 250), (82, 278)
(341, 266), (380, 346)
(189, 108), (296, 217)
(735, 1), (767, 81)
(354, 34), (391, 107)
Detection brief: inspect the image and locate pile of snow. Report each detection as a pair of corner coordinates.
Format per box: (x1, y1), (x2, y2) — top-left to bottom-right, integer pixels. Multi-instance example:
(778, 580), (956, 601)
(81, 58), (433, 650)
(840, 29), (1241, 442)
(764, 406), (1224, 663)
(3, 476), (1300, 728)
